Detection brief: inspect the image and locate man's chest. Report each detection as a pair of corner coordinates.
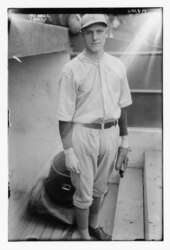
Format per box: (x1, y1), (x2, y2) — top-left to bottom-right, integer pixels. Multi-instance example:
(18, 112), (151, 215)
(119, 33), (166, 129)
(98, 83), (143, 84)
(74, 64), (122, 95)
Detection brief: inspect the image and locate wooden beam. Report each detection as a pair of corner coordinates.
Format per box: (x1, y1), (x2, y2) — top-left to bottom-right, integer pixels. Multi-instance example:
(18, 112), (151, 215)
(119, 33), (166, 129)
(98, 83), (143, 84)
(130, 89), (162, 94)
(112, 168), (144, 240)
(99, 184), (119, 237)
(71, 50), (162, 57)
(144, 150), (163, 240)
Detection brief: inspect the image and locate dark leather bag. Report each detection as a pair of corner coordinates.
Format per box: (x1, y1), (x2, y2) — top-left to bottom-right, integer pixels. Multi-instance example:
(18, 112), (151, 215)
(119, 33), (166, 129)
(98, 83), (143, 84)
(28, 177), (75, 225)
(44, 151), (75, 208)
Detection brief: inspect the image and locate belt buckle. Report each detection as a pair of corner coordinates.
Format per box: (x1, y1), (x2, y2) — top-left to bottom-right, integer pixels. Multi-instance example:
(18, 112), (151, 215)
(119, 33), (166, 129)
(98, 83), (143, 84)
(101, 123), (104, 130)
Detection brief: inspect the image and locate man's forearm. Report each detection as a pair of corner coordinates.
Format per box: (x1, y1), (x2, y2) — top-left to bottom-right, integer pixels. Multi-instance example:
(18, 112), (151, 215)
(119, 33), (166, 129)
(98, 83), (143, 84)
(118, 107), (128, 136)
(59, 120), (73, 150)
(59, 121), (81, 173)
(118, 108), (130, 148)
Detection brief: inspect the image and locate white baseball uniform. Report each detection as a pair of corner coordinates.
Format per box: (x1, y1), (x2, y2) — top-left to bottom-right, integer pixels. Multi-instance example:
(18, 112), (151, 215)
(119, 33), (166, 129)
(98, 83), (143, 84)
(57, 50), (132, 209)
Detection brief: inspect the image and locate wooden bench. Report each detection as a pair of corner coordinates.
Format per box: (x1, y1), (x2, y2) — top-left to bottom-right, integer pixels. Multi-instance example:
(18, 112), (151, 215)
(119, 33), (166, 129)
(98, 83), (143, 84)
(144, 150), (163, 240)
(112, 167), (144, 240)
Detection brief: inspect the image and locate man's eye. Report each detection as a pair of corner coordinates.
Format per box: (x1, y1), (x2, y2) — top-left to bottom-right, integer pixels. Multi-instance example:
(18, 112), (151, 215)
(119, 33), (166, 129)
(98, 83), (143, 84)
(97, 30), (104, 34)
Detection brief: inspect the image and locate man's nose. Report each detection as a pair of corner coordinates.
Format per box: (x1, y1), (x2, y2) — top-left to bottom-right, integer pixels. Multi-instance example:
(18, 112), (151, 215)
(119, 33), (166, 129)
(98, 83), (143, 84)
(92, 32), (98, 40)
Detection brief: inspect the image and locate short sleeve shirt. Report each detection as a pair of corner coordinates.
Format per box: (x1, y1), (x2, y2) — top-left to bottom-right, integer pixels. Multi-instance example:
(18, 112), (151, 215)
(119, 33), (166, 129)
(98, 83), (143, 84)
(56, 50), (132, 123)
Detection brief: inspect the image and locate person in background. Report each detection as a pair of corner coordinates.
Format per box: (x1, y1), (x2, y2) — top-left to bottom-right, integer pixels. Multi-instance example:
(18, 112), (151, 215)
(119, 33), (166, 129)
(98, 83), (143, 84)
(57, 14), (132, 240)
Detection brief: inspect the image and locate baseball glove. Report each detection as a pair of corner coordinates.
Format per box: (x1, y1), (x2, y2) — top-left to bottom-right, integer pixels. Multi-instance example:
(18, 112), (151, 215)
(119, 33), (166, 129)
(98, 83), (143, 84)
(115, 147), (130, 178)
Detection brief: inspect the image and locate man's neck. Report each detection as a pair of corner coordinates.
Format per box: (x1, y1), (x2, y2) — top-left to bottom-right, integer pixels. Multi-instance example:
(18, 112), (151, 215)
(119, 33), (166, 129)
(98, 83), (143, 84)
(85, 49), (104, 61)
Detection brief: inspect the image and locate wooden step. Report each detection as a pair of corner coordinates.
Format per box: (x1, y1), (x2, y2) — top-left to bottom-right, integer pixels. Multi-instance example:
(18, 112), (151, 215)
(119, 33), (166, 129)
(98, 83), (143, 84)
(70, 183), (119, 240)
(8, 192), (30, 241)
(112, 167), (144, 240)
(8, 182), (119, 241)
(8, 191), (70, 241)
(98, 183), (119, 237)
(144, 150), (163, 240)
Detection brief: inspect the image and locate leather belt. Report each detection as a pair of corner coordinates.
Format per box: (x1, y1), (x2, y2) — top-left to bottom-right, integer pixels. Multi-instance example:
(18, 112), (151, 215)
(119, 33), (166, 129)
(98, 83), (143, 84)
(82, 121), (117, 130)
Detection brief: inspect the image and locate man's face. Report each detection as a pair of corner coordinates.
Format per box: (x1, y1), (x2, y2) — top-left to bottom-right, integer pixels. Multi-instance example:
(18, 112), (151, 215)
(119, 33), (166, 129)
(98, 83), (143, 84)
(82, 23), (108, 55)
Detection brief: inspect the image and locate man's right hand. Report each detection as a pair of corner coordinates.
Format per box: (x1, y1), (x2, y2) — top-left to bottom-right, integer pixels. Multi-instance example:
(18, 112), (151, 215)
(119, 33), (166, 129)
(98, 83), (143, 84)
(64, 148), (81, 174)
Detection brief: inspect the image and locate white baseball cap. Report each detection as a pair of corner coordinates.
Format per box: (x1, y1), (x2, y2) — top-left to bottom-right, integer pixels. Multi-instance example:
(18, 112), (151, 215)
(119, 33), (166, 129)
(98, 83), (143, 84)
(81, 14), (108, 29)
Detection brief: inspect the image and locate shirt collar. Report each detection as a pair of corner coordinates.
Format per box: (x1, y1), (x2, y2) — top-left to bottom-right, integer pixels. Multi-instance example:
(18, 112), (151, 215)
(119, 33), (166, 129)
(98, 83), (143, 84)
(78, 49), (105, 64)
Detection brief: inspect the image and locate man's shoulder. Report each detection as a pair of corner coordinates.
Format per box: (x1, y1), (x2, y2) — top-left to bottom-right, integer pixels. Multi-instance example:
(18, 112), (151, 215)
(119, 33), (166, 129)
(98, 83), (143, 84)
(62, 53), (83, 71)
(104, 52), (126, 77)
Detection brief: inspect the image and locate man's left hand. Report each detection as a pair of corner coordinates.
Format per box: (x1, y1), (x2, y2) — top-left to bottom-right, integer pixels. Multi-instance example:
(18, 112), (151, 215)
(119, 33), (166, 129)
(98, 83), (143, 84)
(115, 146), (129, 171)
(115, 136), (130, 177)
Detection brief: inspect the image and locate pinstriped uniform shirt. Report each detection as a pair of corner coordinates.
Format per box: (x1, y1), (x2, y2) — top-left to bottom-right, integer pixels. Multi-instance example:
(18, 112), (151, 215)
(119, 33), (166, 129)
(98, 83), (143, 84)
(56, 50), (132, 123)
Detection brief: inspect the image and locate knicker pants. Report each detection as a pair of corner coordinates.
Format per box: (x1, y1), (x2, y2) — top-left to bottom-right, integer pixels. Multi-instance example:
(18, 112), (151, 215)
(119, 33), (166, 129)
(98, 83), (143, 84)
(70, 123), (119, 209)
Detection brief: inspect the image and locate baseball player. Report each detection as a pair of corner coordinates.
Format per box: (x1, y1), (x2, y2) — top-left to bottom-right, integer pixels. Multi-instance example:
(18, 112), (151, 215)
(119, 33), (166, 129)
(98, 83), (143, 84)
(56, 14), (132, 240)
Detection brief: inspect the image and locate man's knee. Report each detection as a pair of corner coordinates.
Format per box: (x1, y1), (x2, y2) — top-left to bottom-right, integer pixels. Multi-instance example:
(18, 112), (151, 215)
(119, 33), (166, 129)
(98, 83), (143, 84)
(73, 197), (93, 209)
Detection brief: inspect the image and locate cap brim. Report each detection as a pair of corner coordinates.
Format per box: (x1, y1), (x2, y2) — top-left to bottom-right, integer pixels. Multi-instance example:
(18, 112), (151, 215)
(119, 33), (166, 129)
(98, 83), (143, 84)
(81, 20), (108, 29)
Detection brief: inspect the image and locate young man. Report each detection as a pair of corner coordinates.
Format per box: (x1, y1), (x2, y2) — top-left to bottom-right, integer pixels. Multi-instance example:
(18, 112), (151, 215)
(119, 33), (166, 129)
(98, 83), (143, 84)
(57, 14), (132, 240)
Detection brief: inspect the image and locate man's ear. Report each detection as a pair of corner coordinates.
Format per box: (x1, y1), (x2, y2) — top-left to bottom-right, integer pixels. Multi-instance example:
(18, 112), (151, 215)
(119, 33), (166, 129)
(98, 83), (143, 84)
(81, 29), (85, 39)
(105, 27), (109, 37)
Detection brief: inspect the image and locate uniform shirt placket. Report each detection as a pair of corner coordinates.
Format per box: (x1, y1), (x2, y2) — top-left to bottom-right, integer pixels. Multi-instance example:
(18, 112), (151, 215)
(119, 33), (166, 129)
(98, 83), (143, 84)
(98, 59), (107, 123)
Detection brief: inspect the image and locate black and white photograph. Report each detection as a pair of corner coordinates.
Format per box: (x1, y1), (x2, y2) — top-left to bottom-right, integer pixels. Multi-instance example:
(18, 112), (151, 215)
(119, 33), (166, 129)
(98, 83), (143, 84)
(2, 1), (167, 246)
